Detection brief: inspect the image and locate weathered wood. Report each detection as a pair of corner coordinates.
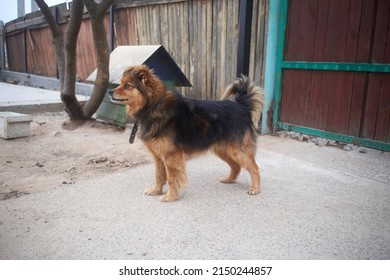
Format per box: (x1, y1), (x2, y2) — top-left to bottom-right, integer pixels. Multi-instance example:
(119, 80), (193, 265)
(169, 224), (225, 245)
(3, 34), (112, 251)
(4, 0), (268, 101)
(281, 0), (390, 142)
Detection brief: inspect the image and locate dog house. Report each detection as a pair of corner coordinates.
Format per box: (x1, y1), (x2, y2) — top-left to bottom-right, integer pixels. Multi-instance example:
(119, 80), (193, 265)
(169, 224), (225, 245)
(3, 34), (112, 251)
(87, 45), (191, 127)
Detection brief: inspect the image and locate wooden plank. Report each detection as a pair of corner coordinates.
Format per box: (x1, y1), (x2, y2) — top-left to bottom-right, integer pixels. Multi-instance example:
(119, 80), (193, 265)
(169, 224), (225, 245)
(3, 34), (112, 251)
(76, 19), (96, 81)
(374, 74), (390, 142)
(219, 0), (228, 94)
(279, 69), (295, 124)
(5, 4), (70, 33)
(249, 0), (259, 81)
(188, 0), (197, 98)
(26, 27), (57, 77)
(307, 0), (329, 129)
(362, 73), (382, 140)
(282, 0), (318, 127)
(379, 8), (390, 142)
(186, 0), (195, 98)
(210, 0), (216, 97)
(182, 1), (191, 96)
(6, 32), (26, 72)
(307, 70), (331, 130)
(294, 70), (312, 126)
(280, 69), (312, 127)
(283, 0), (297, 61)
(297, 0), (318, 60)
(348, 72), (366, 137)
(128, 8), (137, 45)
(115, 0), (187, 9)
(202, 0), (208, 98)
(284, 0), (318, 60)
(205, 0), (212, 99)
(323, 0), (350, 61)
(319, 1), (354, 134)
(356, 0), (376, 62)
(230, 0), (239, 80)
(252, 0), (268, 85)
(312, 0), (329, 61)
(348, 0), (375, 137)
(307, 0), (331, 130)
(326, 71), (354, 135)
(363, 0), (390, 141)
(213, 0), (222, 97)
(385, 2), (390, 65)
(344, 0), (362, 62)
(371, 0), (390, 63)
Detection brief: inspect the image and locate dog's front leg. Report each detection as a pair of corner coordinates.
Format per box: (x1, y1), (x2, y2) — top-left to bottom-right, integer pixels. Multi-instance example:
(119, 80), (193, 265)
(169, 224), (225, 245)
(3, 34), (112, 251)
(160, 151), (187, 202)
(145, 156), (166, 196)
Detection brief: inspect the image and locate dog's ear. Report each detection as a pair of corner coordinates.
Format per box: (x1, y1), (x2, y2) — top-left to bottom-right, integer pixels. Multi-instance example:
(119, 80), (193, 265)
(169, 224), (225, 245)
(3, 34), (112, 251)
(137, 66), (155, 87)
(138, 70), (148, 86)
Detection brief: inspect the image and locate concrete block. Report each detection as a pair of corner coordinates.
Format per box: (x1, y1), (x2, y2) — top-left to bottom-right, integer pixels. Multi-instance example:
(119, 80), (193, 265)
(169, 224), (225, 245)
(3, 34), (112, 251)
(0, 112), (32, 139)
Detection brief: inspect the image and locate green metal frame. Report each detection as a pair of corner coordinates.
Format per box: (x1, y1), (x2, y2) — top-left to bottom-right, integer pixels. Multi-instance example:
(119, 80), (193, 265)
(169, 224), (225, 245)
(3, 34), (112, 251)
(278, 123), (390, 151)
(273, 0), (390, 151)
(281, 61), (390, 73)
(273, 0), (289, 126)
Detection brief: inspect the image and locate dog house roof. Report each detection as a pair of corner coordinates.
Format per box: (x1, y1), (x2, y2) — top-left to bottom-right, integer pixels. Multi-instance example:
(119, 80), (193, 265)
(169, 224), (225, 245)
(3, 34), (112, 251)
(87, 45), (192, 87)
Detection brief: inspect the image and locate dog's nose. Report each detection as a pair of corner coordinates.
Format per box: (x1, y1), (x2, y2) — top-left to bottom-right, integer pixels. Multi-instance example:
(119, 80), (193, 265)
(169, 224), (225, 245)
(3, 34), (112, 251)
(108, 89), (114, 97)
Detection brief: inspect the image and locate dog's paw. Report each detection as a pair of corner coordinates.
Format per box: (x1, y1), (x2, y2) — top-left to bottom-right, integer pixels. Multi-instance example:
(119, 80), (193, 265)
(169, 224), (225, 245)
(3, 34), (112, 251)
(144, 187), (162, 196)
(219, 176), (236, 184)
(247, 187), (260, 195)
(159, 194), (177, 202)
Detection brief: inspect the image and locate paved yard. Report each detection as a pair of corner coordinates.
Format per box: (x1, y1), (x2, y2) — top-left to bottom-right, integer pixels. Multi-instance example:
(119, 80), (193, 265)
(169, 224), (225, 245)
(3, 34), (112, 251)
(1, 135), (389, 259)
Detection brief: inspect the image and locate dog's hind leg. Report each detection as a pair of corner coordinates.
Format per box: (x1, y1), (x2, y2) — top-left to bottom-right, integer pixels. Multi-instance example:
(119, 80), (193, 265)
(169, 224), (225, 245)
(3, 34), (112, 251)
(160, 151), (187, 202)
(242, 154), (261, 195)
(145, 156), (166, 196)
(225, 144), (261, 195)
(213, 146), (241, 184)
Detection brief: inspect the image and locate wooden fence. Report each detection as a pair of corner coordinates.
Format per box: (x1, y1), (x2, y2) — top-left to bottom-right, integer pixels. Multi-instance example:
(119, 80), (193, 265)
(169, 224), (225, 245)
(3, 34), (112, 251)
(3, 0), (268, 99)
(279, 0), (390, 143)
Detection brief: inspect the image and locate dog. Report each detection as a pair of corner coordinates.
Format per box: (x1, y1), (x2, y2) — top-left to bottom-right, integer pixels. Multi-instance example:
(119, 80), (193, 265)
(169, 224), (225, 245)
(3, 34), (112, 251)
(109, 65), (264, 202)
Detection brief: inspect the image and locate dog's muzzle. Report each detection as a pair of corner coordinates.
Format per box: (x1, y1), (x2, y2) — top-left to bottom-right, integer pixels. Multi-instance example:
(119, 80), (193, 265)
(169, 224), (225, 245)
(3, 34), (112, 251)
(108, 89), (128, 102)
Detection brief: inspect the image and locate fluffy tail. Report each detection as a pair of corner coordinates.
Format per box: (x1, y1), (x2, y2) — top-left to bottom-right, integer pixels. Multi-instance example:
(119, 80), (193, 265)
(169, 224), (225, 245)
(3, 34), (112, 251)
(221, 75), (264, 130)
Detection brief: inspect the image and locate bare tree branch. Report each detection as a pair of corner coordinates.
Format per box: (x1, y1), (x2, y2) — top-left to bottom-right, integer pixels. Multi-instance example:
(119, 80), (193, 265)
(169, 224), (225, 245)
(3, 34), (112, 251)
(34, 0), (60, 37)
(97, 0), (115, 17)
(82, 0), (114, 118)
(63, 0), (84, 95)
(61, 0), (85, 119)
(34, 0), (65, 90)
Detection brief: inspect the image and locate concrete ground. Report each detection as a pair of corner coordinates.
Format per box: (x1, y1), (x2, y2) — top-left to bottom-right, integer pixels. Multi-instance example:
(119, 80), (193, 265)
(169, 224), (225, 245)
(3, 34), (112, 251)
(0, 82), (389, 260)
(0, 82), (89, 113)
(0, 135), (389, 260)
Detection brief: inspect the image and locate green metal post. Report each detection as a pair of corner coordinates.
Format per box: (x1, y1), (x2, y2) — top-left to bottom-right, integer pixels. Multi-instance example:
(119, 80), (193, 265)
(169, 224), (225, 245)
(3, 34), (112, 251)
(272, 0), (288, 128)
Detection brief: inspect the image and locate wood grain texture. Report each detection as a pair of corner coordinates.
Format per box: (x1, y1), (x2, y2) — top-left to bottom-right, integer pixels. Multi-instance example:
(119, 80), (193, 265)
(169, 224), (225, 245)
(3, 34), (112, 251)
(5, 0), (268, 100)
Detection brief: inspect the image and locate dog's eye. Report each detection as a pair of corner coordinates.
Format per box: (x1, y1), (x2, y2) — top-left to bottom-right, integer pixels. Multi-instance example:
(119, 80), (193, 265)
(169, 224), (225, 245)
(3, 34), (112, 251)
(124, 83), (132, 90)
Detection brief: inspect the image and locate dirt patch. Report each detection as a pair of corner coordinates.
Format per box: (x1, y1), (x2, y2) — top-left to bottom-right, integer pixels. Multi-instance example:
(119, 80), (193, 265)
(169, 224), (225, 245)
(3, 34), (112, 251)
(0, 112), (151, 200)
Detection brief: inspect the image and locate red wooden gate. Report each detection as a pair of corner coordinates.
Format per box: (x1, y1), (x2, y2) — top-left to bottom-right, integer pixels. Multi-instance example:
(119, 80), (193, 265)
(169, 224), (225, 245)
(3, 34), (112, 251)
(275, 0), (390, 150)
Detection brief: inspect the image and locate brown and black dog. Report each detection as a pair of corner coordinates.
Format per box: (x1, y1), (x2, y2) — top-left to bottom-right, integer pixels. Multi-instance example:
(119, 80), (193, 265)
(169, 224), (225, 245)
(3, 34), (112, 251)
(109, 65), (264, 202)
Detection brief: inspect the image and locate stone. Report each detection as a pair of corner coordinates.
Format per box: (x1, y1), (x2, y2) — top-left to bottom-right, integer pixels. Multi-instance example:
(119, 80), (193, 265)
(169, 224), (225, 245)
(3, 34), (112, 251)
(0, 112), (33, 139)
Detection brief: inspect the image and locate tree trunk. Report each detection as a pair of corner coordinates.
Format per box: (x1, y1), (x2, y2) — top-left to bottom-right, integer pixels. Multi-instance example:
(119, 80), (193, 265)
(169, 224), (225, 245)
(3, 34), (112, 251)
(61, 0), (85, 120)
(35, 0), (114, 120)
(83, 0), (112, 119)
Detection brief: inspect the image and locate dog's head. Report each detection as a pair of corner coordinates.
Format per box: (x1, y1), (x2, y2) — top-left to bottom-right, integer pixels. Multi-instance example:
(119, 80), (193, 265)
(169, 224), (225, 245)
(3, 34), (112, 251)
(109, 65), (163, 117)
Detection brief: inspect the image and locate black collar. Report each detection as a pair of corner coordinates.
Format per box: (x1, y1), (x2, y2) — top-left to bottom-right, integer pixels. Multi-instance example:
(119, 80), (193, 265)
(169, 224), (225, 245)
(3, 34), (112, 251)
(129, 120), (139, 144)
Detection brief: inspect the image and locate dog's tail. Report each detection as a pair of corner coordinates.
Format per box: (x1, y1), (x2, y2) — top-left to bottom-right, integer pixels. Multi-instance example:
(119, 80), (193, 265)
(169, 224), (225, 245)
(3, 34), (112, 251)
(221, 75), (264, 130)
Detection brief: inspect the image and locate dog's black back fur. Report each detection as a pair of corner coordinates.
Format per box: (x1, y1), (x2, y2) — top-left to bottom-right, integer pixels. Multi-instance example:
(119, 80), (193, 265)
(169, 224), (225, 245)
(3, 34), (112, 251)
(175, 96), (254, 151)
